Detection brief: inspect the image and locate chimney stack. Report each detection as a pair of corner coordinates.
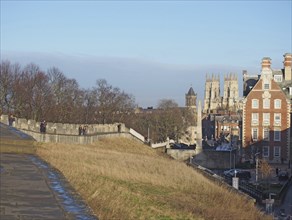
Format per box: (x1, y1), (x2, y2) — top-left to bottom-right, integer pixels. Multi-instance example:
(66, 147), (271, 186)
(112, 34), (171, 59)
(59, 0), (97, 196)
(283, 53), (292, 81)
(261, 57), (272, 70)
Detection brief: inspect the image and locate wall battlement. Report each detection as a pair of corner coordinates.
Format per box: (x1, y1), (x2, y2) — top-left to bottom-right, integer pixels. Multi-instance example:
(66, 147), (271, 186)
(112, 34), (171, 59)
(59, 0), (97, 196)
(1, 115), (127, 135)
(0, 115), (146, 145)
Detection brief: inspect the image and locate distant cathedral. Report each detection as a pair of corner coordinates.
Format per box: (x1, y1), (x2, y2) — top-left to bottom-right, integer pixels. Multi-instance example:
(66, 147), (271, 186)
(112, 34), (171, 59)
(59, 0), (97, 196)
(203, 74), (239, 113)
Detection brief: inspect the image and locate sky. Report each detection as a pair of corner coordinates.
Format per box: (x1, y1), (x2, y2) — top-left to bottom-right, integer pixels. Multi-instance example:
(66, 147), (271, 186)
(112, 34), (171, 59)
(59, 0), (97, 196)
(1, 0), (292, 108)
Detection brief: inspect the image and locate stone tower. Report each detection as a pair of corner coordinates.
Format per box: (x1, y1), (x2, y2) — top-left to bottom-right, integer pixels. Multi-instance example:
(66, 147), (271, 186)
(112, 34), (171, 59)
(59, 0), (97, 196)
(222, 73), (239, 111)
(185, 87), (197, 109)
(203, 74), (221, 113)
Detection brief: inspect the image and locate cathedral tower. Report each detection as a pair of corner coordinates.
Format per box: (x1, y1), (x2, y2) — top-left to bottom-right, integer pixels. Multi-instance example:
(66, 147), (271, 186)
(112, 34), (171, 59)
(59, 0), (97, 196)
(203, 74), (221, 113)
(222, 73), (239, 111)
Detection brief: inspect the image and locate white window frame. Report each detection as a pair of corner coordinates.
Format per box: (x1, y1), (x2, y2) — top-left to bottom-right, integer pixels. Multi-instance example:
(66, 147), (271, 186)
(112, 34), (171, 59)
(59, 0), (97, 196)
(263, 128), (269, 141)
(290, 87), (292, 96)
(274, 99), (281, 109)
(263, 99), (270, 109)
(263, 146), (269, 158)
(274, 129), (281, 142)
(252, 113), (259, 125)
(252, 128), (258, 141)
(264, 83), (270, 90)
(252, 99), (259, 109)
(274, 75), (282, 82)
(263, 113), (270, 125)
(274, 113), (281, 126)
(274, 146), (281, 158)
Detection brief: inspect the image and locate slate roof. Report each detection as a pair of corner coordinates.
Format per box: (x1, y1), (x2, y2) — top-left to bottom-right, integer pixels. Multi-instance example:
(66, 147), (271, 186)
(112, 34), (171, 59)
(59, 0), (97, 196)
(187, 87), (196, 96)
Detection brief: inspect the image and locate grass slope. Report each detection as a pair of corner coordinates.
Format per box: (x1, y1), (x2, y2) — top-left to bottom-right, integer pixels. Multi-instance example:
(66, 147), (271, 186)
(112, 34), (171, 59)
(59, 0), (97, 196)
(36, 138), (269, 220)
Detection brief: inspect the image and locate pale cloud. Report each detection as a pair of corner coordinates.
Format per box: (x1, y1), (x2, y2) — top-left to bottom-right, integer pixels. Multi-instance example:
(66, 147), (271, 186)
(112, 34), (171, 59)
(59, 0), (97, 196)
(2, 51), (245, 107)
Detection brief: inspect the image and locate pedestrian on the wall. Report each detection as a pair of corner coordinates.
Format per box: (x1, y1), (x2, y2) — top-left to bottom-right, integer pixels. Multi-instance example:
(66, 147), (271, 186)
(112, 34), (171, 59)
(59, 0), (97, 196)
(8, 114), (15, 126)
(78, 125), (83, 135)
(43, 120), (47, 133)
(82, 125), (87, 135)
(40, 120), (47, 133)
(40, 121), (44, 133)
(276, 167), (279, 177)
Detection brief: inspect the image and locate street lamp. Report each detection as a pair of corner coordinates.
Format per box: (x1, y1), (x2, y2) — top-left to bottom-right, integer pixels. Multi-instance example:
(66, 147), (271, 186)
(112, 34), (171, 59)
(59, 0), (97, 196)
(230, 136), (234, 170)
(255, 152), (260, 183)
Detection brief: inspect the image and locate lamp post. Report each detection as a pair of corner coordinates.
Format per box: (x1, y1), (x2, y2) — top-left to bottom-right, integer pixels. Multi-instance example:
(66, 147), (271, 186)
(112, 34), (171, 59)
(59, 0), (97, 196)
(230, 136), (233, 170)
(230, 147), (232, 169)
(255, 152), (260, 183)
(147, 126), (150, 143)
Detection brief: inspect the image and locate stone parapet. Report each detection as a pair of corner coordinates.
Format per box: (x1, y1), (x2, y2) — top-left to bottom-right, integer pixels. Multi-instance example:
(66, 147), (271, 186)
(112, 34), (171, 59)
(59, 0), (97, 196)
(0, 114), (143, 145)
(0, 115), (126, 135)
(167, 149), (196, 161)
(21, 129), (132, 145)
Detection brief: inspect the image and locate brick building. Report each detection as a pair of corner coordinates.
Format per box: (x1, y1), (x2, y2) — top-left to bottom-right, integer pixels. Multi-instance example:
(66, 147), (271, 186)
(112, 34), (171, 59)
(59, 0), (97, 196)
(215, 114), (242, 140)
(242, 54), (291, 163)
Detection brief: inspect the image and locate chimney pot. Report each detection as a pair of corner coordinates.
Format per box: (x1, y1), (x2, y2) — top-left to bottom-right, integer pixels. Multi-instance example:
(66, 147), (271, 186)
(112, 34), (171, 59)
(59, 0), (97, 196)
(283, 53), (292, 67)
(261, 57), (271, 69)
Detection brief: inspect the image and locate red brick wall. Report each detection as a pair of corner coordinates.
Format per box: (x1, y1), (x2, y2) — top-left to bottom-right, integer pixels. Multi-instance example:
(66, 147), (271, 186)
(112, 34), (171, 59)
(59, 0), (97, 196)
(243, 78), (289, 161)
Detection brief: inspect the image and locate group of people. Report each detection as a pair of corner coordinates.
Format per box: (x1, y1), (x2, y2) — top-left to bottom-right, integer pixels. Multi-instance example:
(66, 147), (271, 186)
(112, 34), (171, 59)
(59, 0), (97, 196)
(39, 121), (88, 135)
(78, 125), (88, 135)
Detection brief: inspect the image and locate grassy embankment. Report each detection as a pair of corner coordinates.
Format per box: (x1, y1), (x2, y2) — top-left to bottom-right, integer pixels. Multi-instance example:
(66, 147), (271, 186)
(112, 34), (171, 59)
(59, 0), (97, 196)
(36, 138), (270, 220)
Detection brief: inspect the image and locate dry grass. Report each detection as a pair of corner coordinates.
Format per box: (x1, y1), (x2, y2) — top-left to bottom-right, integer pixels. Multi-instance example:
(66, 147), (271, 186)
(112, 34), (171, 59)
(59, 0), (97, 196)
(36, 138), (270, 220)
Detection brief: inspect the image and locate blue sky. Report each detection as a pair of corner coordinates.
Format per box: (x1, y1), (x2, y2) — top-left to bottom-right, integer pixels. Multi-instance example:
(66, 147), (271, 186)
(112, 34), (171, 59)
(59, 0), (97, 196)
(1, 1), (291, 107)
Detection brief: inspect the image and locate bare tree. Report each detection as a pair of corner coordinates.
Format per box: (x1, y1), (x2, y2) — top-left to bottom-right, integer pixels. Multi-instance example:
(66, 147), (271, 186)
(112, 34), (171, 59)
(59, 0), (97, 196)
(47, 67), (84, 123)
(259, 159), (272, 181)
(1, 60), (136, 125)
(15, 63), (52, 121)
(95, 79), (135, 124)
(0, 61), (21, 113)
(82, 88), (98, 124)
(157, 99), (179, 109)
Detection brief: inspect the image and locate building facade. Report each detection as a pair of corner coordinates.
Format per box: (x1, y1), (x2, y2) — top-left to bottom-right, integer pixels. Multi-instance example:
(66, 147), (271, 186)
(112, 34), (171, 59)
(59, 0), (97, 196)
(242, 55), (291, 163)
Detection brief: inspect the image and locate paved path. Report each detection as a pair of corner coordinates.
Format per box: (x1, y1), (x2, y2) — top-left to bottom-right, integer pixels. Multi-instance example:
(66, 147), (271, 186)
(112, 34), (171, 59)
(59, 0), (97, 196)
(0, 153), (67, 220)
(0, 123), (34, 140)
(0, 123), (97, 219)
(0, 122), (67, 219)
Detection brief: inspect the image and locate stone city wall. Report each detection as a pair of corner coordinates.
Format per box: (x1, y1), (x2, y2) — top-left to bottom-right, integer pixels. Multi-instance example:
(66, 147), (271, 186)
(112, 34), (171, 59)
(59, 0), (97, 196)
(166, 149), (197, 161)
(196, 150), (238, 169)
(0, 114), (127, 135)
(0, 114), (148, 145)
(21, 129), (134, 145)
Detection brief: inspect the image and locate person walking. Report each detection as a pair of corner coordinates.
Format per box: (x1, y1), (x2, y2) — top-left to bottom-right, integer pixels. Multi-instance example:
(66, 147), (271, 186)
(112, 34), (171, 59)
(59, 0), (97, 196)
(78, 125), (83, 135)
(82, 125), (87, 135)
(40, 120), (47, 133)
(8, 114), (15, 126)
